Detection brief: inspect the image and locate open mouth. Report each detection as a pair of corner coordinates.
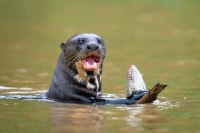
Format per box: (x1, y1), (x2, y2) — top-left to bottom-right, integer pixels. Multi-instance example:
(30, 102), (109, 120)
(82, 55), (100, 71)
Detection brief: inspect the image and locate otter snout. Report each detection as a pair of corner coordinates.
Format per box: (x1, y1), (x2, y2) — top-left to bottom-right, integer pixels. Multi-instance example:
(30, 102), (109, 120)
(86, 43), (99, 51)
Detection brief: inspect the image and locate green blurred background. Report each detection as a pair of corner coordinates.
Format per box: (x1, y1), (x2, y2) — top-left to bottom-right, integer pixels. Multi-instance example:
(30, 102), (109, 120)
(0, 0), (199, 96)
(0, 1), (200, 132)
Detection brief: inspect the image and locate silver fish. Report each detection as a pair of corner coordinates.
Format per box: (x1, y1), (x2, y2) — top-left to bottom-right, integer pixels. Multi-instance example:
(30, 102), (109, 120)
(126, 65), (146, 98)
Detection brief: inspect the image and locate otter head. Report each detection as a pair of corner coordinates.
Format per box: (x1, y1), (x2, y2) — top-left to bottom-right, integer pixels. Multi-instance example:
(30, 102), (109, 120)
(61, 33), (106, 71)
(60, 33), (106, 93)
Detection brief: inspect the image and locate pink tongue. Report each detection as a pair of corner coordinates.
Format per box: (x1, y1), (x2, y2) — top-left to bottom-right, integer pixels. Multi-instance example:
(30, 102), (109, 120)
(83, 56), (97, 70)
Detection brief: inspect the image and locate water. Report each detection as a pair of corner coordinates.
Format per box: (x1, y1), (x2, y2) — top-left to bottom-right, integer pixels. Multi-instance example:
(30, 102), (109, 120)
(0, 0), (200, 133)
(0, 87), (182, 133)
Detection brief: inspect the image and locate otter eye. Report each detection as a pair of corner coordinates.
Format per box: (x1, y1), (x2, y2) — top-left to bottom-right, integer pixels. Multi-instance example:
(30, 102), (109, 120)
(77, 38), (85, 45)
(97, 38), (103, 44)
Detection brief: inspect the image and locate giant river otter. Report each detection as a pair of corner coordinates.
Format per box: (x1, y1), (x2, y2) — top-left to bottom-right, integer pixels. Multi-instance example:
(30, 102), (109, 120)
(45, 33), (166, 104)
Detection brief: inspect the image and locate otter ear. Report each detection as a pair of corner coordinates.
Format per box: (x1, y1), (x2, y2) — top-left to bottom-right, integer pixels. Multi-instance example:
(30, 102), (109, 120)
(60, 42), (67, 50)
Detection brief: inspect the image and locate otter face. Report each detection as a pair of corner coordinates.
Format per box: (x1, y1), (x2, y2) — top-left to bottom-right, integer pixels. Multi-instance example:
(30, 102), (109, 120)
(61, 33), (106, 92)
(61, 33), (106, 71)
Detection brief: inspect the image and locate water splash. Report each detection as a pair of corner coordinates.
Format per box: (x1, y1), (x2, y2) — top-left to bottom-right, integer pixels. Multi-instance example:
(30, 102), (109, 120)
(153, 99), (181, 110)
(0, 85), (47, 101)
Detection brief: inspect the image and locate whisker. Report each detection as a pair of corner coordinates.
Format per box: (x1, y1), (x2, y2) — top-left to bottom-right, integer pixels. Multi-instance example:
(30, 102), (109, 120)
(64, 56), (79, 67)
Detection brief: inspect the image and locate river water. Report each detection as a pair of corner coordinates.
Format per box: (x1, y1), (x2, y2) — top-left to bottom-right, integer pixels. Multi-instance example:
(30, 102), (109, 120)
(0, 1), (199, 133)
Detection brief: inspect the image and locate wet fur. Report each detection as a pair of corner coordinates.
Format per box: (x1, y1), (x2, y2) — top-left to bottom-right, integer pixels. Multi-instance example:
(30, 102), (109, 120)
(46, 33), (105, 102)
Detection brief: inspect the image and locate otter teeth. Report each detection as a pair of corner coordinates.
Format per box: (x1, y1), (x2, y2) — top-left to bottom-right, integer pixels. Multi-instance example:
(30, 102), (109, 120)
(86, 61), (97, 69)
(83, 56), (99, 70)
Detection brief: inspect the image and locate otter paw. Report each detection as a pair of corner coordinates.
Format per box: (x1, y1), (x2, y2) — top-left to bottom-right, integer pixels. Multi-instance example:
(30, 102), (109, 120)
(127, 90), (147, 99)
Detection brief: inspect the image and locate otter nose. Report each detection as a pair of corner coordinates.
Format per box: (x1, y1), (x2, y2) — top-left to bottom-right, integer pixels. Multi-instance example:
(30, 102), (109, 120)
(87, 44), (99, 50)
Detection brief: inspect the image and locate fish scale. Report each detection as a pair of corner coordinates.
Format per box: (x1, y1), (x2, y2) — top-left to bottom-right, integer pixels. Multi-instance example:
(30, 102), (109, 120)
(126, 65), (147, 98)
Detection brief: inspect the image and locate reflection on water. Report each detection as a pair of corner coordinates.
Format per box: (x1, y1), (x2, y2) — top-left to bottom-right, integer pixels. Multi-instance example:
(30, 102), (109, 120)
(50, 103), (103, 133)
(119, 105), (145, 127)
(0, 86), (183, 133)
(0, 84), (199, 133)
